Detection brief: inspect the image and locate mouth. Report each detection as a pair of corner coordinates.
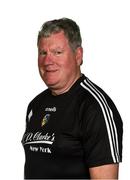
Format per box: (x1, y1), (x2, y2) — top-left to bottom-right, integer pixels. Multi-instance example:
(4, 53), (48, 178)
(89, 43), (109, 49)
(40, 69), (58, 75)
(46, 70), (58, 73)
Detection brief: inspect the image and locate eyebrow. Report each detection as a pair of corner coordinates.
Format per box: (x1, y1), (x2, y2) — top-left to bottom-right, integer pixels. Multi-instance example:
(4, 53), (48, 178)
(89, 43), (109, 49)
(39, 47), (65, 51)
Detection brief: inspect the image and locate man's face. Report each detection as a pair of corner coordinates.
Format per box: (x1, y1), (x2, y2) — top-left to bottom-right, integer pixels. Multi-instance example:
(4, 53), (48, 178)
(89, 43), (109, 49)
(38, 31), (82, 93)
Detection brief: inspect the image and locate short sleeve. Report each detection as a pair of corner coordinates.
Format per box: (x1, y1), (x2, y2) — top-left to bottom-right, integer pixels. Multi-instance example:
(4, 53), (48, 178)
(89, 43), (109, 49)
(81, 101), (123, 168)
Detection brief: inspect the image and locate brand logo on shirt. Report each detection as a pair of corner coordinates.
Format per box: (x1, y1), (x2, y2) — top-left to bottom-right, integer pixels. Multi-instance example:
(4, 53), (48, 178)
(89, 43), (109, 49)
(22, 132), (55, 145)
(22, 132), (55, 154)
(41, 114), (50, 127)
(45, 107), (56, 112)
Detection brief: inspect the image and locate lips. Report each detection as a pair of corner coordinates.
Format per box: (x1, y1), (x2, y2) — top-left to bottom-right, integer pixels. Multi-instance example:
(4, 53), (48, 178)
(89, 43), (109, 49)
(39, 66), (59, 77)
(46, 69), (58, 73)
(45, 67), (58, 72)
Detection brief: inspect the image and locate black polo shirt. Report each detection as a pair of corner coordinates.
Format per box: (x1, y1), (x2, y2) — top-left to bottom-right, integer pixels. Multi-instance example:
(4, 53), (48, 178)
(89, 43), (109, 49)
(22, 74), (123, 179)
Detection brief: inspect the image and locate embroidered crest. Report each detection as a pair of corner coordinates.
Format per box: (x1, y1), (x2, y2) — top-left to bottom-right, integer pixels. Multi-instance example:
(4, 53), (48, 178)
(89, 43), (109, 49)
(41, 114), (50, 127)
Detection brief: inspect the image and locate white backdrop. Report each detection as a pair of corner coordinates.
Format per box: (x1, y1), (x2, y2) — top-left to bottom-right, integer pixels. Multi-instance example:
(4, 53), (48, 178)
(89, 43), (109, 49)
(0, 0), (129, 179)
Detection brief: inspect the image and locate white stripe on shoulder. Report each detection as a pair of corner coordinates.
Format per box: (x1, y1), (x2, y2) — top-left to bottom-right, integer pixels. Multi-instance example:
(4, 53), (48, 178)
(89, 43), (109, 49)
(80, 78), (120, 163)
(86, 78), (120, 160)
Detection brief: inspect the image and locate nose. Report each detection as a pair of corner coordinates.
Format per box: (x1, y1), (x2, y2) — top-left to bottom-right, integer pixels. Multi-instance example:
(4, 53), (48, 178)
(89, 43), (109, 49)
(42, 53), (54, 65)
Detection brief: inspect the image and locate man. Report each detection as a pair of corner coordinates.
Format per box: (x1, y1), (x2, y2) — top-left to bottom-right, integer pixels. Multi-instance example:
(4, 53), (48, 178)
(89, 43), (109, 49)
(22, 18), (123, 179)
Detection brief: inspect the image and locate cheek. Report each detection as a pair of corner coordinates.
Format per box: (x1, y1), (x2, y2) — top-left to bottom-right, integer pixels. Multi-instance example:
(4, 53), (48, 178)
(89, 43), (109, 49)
(63, 58), (76, 72)
(59, 62), (75, 79)
(38, 57), (43, 66)
(60, 54), (74, 68)
(38, 58), (46, 70)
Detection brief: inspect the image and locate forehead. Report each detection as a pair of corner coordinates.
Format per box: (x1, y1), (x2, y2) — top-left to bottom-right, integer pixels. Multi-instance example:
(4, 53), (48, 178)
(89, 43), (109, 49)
(38, 31), (69, 49)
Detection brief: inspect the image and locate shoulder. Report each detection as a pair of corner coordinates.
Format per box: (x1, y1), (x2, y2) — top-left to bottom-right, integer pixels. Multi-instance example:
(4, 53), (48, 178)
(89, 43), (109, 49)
(80, 76), (119, 115)
(79, 76), (123, 133)
(27, 88), (50, 110)
(80, 75), (123, 133)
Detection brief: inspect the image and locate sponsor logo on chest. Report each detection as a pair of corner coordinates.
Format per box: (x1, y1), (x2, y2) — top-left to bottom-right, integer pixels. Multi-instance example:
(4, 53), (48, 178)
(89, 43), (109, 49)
(45, 107), (56, 112)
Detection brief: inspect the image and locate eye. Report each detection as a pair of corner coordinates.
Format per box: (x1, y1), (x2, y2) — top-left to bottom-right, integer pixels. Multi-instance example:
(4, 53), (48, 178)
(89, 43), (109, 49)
(53, 50), (63, 56)
(39, 51), (47, 56)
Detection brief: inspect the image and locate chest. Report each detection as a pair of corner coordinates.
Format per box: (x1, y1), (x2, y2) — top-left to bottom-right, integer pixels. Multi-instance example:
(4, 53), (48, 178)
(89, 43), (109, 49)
(22, 99), (84, 157)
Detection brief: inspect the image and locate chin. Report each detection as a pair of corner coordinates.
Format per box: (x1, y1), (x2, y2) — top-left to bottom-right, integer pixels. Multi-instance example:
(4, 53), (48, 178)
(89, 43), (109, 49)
(43, 73), (60, 85)
(44, 79), (59, 88)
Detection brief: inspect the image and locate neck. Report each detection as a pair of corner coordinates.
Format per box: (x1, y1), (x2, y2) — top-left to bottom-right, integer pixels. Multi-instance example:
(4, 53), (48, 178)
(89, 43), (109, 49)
(51, 72), (82, 96)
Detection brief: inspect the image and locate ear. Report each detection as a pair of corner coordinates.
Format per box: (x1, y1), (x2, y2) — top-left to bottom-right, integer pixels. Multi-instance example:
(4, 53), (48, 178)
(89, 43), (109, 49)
(75, 47), (83, 66)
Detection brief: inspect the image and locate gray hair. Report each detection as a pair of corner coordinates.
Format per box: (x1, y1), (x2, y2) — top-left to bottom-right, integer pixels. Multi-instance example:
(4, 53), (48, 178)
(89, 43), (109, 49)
(37, 18), (82, 51)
